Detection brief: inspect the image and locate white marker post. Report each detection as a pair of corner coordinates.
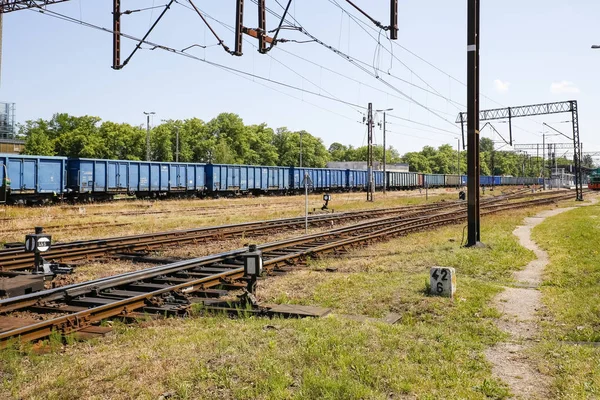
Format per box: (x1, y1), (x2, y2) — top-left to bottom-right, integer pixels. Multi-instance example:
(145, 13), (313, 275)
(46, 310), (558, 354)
(430, 267), (456, 298)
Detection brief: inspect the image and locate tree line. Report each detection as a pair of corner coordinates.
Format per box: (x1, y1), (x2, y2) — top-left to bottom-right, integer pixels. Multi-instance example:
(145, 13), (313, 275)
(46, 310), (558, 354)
(17, 113), (592, 175)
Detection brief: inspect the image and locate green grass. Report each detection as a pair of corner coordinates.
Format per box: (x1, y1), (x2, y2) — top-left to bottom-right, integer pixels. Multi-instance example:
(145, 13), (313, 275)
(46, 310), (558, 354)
(531, 200), (600, 398)
(0, 207), (548, 399)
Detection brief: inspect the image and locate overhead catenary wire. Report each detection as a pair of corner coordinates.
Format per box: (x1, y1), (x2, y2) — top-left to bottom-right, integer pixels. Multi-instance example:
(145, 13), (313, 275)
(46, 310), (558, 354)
(29, 6), (367, 112)
(326, 0), (545, 136)
(30, 3), (462, 147)
(200, 3), (456, 118)
(173, 1), (364, 116)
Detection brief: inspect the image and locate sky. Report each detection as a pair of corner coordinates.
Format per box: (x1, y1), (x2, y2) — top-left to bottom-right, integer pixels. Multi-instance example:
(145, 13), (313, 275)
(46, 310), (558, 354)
(1, 0), (599, 158)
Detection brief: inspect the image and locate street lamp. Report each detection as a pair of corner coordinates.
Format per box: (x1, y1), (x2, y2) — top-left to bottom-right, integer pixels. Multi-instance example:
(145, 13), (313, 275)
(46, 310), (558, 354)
(143, 111), (156, 161)
(376, 108), (393, 193)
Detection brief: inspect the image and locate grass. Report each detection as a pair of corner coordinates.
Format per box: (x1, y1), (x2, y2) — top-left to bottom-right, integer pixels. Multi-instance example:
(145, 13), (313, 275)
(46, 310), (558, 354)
(530, 197), (600, 398)
(0, 190), (461, 244)
(0, 202), (553, 399)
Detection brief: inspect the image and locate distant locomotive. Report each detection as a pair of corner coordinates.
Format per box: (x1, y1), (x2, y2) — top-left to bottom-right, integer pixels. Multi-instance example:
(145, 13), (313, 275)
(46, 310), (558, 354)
(0, 153), (543, 205)
(588, 169), (600, 190)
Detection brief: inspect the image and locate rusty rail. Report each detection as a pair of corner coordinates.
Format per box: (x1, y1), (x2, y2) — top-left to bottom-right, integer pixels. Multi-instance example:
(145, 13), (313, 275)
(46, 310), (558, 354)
(0, 191), (575, 346)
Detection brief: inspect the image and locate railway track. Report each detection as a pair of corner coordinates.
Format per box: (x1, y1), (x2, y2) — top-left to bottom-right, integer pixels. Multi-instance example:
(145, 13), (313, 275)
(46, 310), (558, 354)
(0, 200), (472, 271)
(0, 189), (565, 272)
(0, 191), (575, 346)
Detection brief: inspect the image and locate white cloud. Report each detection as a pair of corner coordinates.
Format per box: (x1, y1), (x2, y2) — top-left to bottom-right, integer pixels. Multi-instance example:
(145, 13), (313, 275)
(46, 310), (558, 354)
(550, 81), (580, 94)
(493, 79), (510, 93)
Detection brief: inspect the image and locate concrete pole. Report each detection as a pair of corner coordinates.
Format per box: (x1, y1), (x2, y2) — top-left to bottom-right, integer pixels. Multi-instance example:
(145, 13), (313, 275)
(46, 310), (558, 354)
(146, 114), (151, 161)
(383, 112), (387, 194)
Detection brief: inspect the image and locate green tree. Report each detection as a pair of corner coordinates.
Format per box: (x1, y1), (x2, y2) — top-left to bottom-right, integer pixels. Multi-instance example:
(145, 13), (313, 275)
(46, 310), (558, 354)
(402, 152), (432, 173)
(480, 137), (494, 153)
(246, 124), (279, 165)
(99, 121), (145, 160)
(19, 120), (55, 156)
(328, 142), (349, 161)
(274, 128), (329, 167)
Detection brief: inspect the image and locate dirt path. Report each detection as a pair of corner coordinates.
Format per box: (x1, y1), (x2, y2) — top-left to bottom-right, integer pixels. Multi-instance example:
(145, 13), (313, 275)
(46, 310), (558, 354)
(485, 197), (598, 399)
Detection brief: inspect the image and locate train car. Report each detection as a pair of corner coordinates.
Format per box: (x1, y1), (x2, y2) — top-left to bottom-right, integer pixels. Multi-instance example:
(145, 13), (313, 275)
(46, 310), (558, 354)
(386, 171), (419, 189)
(423, 174), (445, 187)
(480, 175), (501, 187)
(347, 169), (367, 190)
(373, 171), (385, 189)
(588, 169), (600, 190)
(67, 158), (207, 200)
(206, 164), (289, 195)
(0, 154), (67, 204)
(444, 174), (462, 187)
(291, 167), (346, 192)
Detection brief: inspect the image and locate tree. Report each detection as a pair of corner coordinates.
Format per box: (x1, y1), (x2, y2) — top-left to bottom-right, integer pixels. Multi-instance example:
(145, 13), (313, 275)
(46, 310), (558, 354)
(582, 154), (595, 169)
(246, 124), (279, 165)
(402, 152), (432, 173)
(480, 137), (494, 153)
(99, 121), (145, 160)
(274, 128), (329, 167)
(19, 120), (55, 156)
(328, 142), (349, 161)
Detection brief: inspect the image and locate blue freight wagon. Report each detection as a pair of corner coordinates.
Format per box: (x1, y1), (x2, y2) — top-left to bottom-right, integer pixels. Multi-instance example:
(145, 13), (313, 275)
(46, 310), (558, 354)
(0, 154), (67, 204)
(423, 174), (445, 187)
(373, 171), (385, 188)
(67, 158), (206, 200)
(480, 176), (501, 186)
(291, 167), (346, 191)
(206, 164), (290, 195)
(347, 169), (367, 190)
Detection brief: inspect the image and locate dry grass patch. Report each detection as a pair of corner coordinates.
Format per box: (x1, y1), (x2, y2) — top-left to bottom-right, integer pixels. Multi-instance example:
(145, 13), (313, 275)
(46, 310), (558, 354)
(0, 200), (563, 399)
(0, 190), (458, 244)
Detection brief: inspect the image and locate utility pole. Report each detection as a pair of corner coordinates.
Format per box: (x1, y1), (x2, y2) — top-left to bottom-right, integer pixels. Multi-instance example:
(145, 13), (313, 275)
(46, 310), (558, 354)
(457, 138), (461, 185)
(542, 133), (546, 189)
(143, 111), (155, 161)
(376, 108), (393, 194)
(466, 0), (481, 246)
(367, 103), (374, 202)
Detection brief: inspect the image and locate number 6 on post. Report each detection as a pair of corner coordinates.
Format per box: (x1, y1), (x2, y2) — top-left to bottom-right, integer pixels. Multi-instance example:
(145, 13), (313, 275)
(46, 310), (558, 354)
(430, 267), (456, 298)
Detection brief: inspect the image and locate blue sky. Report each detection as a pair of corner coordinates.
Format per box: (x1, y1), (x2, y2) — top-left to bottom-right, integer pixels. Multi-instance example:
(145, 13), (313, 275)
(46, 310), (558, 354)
(1, 0), (599, 156)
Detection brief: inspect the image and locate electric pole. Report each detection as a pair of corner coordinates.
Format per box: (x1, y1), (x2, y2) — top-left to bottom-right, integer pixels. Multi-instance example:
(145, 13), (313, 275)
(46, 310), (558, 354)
(466, 0), (481, 246)
(377, 108), (393, 194)
(367, 103), (374, 202)
(143, 111), (155, 161)
(457, 138), (461, 187)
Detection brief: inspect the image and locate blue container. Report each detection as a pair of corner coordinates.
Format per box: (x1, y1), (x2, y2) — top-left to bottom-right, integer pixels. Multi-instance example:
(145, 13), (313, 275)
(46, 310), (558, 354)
(347, 169), (367, 189)
(423, 174), (445, 187)
(291, 167), (347, 191)
(1, 154), (67, 194)
(206, 164), (290, 193)
(68, 158), (206, 195)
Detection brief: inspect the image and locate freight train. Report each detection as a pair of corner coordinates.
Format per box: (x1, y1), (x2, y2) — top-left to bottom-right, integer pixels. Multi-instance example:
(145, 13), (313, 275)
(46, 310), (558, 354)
(0, 154), (542, 205)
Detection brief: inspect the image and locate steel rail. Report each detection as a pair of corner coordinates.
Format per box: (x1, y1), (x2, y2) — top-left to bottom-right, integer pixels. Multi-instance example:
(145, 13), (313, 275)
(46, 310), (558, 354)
(0, 192), (574, 346)
(0, 201), (466, 271)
